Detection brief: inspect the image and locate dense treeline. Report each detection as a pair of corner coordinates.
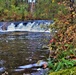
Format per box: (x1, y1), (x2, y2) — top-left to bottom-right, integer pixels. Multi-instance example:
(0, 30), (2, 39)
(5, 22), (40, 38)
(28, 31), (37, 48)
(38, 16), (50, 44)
(0, 0), (69, 21)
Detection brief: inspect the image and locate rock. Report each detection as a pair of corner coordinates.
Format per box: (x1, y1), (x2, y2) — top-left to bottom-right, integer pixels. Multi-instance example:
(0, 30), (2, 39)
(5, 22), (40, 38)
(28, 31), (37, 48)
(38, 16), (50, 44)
(31, 68), (49, 75)
(23, 73), (30, 75)
(2, 71), (8, 75)
(42, 45), (49, 49)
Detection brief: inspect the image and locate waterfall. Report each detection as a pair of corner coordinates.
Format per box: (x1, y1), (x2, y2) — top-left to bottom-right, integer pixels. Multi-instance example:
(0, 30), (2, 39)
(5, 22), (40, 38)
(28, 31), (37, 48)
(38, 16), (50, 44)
(0, 20), (53, 32)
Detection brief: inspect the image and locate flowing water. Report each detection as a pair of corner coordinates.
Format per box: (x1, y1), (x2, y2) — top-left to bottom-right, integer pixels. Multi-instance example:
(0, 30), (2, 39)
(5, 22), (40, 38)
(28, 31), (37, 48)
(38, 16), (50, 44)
(0, 20), (53, 75)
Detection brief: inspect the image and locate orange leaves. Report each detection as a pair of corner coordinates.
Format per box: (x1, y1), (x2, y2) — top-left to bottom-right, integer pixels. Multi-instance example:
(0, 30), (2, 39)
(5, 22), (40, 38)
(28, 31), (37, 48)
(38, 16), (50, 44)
(52, 0), (55, 3)
(64, 21), (69, 25)
(49, 38), (56, 43)
(49, 16), (76, 53)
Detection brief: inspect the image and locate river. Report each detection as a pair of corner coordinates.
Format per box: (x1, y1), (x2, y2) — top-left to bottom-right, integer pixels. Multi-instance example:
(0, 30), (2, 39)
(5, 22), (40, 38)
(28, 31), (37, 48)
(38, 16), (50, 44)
(0, 20), (53, 75)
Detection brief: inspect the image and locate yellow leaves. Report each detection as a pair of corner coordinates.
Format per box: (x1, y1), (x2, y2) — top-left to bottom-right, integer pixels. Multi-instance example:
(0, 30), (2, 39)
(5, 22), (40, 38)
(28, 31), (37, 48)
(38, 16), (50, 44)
(60, 33), (63, 37)
(52, 0), (55, 3)
(49, 47), (52, 50)
(72, 12), (75, 15)
(50, 19), (76, 51)
(4, 9), (9, 13)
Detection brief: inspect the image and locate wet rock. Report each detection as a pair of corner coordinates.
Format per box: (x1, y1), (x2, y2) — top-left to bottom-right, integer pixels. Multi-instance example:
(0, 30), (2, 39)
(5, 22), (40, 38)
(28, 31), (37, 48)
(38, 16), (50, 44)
(17, 60), (48, 69)
(0, 60), (6, 65)
(2, 22), (11, 30)
(0, 67), (6, 72)
(23, 73), (30, 75)
(31, 68), (49, 75)
(2, 71), (8, 75)
(42, 45), (49, 49)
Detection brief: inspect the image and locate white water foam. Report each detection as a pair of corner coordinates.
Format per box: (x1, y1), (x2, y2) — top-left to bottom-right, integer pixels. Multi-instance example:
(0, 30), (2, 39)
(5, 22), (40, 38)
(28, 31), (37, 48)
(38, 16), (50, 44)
(0, 21), (53, 32)
(7, 23), (16, 31)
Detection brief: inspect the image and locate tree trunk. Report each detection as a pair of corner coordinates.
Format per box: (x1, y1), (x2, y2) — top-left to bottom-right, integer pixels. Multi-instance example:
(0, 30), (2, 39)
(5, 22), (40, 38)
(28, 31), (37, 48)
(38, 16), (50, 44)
(70, 0), (75, 23)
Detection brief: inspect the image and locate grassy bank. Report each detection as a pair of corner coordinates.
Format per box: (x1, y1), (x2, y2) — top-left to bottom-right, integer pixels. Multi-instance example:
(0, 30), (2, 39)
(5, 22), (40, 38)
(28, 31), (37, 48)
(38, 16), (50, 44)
(49, 66), (76, 75)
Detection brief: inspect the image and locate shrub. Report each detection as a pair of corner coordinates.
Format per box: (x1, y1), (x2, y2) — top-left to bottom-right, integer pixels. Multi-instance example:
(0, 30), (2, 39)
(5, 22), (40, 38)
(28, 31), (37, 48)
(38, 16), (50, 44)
(48, 0), (76, 73)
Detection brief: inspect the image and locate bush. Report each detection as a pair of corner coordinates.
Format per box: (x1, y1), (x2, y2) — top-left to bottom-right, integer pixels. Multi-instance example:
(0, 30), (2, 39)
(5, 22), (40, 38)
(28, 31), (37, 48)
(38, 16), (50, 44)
(49, 66), (76, 75)
(49, 17), (76, 59)
(48, 0), (76, 73)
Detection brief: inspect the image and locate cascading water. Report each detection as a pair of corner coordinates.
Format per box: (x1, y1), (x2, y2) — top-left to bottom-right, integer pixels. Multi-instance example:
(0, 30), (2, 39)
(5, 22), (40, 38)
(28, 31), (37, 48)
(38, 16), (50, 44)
(0, 20), (53, 32)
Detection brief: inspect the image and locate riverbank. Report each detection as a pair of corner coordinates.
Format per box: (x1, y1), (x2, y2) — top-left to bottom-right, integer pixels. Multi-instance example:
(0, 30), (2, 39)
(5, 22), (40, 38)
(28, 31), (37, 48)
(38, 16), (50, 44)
(49, 66), (76, 75)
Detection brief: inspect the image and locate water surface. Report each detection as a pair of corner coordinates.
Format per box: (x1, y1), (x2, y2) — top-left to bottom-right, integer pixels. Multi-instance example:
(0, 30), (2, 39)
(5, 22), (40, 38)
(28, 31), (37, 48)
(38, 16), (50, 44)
(0, 31), (50, 75)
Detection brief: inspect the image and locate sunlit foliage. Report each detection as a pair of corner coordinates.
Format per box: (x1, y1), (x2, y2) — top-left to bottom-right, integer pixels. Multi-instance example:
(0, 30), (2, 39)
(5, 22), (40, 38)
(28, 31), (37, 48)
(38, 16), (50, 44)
(0, 0), (69, 21)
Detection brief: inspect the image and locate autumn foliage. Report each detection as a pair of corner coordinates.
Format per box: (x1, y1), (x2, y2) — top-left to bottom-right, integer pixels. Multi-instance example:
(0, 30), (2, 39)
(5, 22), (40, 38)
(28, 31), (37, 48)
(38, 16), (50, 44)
(49, 9), (76, 60)
(48, 5), (76, 72)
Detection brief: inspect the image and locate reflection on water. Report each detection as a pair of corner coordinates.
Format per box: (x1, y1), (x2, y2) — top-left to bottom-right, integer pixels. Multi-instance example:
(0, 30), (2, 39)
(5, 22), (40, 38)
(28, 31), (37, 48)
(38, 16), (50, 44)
(0, 31), (50, 75)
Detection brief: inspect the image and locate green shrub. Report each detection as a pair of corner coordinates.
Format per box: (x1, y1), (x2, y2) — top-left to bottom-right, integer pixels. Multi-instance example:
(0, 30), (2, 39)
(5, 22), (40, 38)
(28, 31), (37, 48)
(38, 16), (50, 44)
(49, 66), (76, 75)
(48, 58), (76, 72)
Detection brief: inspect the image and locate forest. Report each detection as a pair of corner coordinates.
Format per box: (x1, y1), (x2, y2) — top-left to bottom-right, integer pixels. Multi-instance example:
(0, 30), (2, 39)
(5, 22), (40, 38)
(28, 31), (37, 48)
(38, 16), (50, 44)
(0, 0), (70, 21)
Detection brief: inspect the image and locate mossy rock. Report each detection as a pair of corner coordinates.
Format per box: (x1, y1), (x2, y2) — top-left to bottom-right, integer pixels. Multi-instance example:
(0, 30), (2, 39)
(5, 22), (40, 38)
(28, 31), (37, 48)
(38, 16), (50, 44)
(49, 67), (76, 75)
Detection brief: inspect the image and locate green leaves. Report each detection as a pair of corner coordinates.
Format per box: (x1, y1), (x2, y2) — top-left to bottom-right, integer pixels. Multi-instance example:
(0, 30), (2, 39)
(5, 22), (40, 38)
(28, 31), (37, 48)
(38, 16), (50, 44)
(0, 0), (71, 20)
(48, 58), (76, 72)
(61, 58), (75, 67)
(0, 0), (29, 21)
(48, 60), (54, 69)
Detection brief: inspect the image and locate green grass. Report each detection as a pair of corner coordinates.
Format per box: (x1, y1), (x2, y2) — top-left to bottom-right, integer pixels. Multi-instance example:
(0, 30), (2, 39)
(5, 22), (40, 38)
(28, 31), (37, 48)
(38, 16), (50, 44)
(49, 66), (76, 75)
